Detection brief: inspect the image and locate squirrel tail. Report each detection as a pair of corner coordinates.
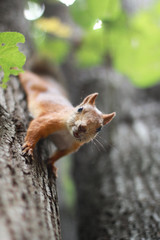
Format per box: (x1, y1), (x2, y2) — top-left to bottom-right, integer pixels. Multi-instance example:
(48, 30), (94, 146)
(19, 71), (48, 94)
(19, 55), (66, 92)
(25, 55), (65, 82)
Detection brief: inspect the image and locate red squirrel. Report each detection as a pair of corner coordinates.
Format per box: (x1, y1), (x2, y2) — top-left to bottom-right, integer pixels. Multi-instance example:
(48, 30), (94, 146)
(19, 71), (116, 176)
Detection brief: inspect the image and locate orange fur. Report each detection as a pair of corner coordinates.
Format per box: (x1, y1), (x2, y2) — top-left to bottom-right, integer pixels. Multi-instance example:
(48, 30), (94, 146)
(19, 71), (116, 176)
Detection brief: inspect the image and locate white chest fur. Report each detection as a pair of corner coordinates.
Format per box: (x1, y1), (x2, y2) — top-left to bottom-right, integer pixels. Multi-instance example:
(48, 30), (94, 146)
(50, 129), (75, 150)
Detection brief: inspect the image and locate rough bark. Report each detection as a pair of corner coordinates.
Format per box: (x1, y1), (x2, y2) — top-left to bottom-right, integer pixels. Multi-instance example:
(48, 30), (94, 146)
(63, 60), (160, 239)
(0, 0), (61, 239)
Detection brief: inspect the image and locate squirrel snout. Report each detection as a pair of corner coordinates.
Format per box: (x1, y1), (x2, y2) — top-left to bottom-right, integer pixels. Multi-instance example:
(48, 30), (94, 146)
(78, 124), (86, 133)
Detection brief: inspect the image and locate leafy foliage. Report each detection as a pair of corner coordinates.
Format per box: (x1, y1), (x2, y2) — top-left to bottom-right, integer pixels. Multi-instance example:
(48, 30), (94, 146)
(75, 28), (105, 67)
(31, 0), (160, 88)
(33, 16), (71, 64)
(108, 2), (160, 87)
(70, 0), (121, 29)
(0, 32), (26, 88)
(35, 17), (72, 38)
(36, 35), (70, 63)
(70, 0), (160, 88)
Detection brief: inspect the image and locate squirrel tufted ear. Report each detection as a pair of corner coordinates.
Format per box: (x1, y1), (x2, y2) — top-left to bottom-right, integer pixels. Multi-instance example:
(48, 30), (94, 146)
(103, 112), (116, 125)
(82, 93), (99, 105)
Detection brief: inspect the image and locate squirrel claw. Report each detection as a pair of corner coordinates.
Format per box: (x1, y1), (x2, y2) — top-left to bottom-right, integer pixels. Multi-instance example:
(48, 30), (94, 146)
(22, 142), (28, 150)
(28, 148), (33, 156)
(21, 151), (26, 156)
(22, 142), (33, 157)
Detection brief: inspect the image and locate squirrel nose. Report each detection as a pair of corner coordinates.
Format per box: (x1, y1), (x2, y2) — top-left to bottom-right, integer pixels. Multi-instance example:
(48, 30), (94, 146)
(78, 124), (86, 133)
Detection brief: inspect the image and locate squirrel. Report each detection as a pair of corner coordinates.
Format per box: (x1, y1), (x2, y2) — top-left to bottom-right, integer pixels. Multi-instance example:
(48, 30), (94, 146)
(19, 71), (116, 176)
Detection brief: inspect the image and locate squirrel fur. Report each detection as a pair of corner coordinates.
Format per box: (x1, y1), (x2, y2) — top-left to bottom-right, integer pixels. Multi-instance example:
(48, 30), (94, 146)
(19, 70), (116, 176)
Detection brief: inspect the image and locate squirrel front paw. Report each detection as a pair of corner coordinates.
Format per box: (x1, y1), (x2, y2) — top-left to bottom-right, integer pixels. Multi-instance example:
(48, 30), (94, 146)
(22, 142), (34, 157)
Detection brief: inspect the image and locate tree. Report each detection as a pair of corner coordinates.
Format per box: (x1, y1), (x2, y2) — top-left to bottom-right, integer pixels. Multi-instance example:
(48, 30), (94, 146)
(0, 1), (61, 239)
(63, 58), (160, 239)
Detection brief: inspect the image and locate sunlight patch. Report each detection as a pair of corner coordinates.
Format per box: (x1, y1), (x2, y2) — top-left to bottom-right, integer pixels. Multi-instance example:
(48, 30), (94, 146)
(24, 1), (45, 21)
(58, 0), (76, 7)
(93, 19), (102, 30)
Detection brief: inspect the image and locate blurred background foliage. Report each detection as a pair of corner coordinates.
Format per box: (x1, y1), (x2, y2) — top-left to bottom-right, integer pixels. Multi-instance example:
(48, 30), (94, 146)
(24, 0), (160, 88)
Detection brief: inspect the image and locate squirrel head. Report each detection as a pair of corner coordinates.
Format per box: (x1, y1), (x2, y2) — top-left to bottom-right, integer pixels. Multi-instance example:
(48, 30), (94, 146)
(67, 93), (116, 143)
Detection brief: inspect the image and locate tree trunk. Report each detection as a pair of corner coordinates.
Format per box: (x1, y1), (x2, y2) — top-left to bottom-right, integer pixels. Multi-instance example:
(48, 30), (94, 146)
(63, 59), (160, 239)
(0, 1), (61, 239)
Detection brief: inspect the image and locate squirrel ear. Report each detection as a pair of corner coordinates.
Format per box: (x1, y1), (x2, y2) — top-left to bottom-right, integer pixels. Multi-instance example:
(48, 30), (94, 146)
(103, 112), (116, 125)
(82, 93), (99, 105)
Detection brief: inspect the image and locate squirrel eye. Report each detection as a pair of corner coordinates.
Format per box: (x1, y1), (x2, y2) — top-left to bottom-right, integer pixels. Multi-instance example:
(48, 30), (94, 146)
(96, 126), (102, 132)
(77, 107), (83, 113)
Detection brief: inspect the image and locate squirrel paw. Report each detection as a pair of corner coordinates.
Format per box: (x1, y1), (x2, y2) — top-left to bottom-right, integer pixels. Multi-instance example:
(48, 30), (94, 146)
(22, 142), (34, 157)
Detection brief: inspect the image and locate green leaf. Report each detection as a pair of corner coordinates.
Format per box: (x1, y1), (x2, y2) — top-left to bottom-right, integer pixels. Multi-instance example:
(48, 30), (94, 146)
(0, 32), (26, 88)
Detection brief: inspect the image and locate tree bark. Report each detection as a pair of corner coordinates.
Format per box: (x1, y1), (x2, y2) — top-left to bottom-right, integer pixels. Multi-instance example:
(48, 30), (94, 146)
(0, 1), (61, 239)
(63, 59), (160, 239)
